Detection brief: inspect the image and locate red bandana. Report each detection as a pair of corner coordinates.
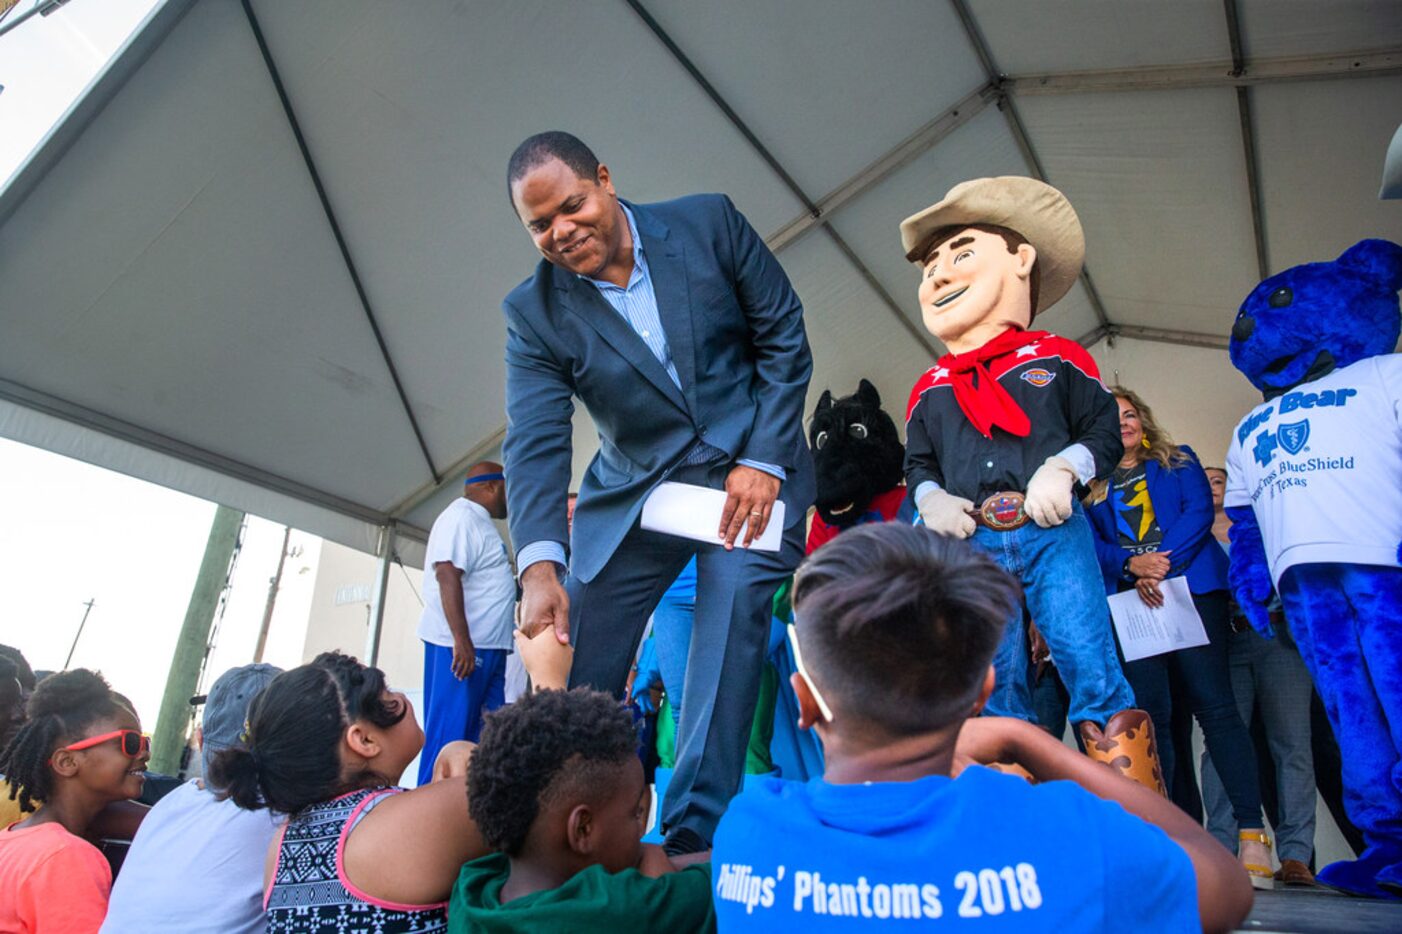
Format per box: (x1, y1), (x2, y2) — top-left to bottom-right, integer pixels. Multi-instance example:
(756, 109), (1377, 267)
(940, 328), (1052, 439)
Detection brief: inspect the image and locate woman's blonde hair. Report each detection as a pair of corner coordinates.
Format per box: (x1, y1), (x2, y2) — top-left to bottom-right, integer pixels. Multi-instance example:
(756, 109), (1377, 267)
(1111, 386), (1189, 470)
(1085, 386), (1188, 503)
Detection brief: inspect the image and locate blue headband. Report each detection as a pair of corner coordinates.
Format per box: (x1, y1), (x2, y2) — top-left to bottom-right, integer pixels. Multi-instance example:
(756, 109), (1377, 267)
(464, 472), (504, 485)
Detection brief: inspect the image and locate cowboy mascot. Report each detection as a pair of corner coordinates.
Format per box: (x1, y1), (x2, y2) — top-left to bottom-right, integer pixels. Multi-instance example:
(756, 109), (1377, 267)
(901, 177), (1163, 792)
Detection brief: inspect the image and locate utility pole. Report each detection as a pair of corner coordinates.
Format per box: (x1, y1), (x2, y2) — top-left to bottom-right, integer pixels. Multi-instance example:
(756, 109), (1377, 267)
(253, 526), (292, 663)
(149, 505), (244, 775)
(63, 598), (95, 669)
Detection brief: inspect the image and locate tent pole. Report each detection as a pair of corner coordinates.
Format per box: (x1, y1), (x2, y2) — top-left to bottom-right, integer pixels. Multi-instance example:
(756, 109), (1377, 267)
(1088, 325), (1231, 352)
(1224, 0), (1271, 281)
(764, 84), (997, 253)
(1005, 48), (1402, 96)
(365, 522), (395, 667)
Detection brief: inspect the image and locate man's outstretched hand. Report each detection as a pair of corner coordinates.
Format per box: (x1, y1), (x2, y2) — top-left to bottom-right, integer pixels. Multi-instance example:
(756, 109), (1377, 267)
(518, 562), (570, 644)
(719, 465), (781, 550)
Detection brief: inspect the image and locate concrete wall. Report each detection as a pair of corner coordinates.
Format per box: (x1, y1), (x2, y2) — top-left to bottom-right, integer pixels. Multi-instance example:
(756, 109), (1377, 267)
(301, 539), (426, 695)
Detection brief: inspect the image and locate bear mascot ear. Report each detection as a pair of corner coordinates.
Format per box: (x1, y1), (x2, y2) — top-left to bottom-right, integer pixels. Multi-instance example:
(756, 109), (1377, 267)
(856, 379), (882, 409)
(815, 389), (833, 415)
(1336, 239), (1402, 292)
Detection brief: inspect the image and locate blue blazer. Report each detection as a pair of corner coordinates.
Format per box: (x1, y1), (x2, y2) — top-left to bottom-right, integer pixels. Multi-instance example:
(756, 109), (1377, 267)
(1085, 445), (1229, 595)
(501, 194), (815, 583)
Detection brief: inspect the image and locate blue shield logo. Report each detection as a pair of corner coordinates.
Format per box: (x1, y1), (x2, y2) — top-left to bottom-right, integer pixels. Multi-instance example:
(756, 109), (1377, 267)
(1278, 419), (1310, 455)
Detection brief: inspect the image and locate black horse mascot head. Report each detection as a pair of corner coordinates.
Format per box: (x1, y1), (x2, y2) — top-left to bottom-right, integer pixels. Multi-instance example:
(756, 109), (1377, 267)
(809, 379), (905, 529)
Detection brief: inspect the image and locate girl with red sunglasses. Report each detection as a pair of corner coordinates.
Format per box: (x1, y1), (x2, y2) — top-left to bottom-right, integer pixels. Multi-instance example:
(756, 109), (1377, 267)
(0, 668), (149, 933)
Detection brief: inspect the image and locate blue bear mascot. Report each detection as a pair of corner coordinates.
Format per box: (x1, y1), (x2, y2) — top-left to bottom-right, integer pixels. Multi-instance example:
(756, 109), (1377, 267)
(1225, 238), (1402, 898)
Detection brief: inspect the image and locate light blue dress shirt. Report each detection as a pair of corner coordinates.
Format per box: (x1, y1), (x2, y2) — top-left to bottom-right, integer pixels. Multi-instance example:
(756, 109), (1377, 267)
(518, 205), (784, 574)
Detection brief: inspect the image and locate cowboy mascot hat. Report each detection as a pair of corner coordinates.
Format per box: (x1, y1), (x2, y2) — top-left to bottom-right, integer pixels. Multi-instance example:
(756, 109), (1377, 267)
(899, 176), (1085, 318)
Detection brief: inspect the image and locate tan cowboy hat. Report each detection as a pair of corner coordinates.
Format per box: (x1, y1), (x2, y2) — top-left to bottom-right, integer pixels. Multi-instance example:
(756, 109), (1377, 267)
(899, 176), (1085, 316)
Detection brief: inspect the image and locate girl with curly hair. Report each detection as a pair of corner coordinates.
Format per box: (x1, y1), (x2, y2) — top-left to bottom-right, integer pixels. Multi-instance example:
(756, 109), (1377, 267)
(0, 668), (148, 933)
(1085, 387), (1271, 887)
(212, 651), (487, 933)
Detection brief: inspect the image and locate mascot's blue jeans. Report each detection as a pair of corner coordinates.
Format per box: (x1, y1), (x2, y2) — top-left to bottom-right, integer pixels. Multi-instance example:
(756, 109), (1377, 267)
(1279, 563), (1402, 863)
(976, 503), (1136, 728)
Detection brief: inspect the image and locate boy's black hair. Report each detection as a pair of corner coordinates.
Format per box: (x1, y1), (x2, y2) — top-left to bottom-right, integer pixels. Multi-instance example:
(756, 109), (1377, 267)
(210, 651), (407, 815)
(0, 668), (124, 813)
(468, 688), (638, 856)
(0, 645), (36, 691)
(506, 131), (601, 201)
(793, 523), (1020, 736)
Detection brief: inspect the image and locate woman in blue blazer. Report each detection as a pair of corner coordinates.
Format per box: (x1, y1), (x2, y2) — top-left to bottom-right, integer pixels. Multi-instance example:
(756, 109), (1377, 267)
(1086, 387), (1271, 887)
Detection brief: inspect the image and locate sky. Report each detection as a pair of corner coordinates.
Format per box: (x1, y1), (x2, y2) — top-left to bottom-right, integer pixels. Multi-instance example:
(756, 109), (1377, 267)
(0, 438), (322, 741)
(0, 0), (322, 739)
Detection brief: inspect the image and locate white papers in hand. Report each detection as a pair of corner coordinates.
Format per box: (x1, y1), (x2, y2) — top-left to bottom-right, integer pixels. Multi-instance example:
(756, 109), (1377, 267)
(1107, 576), (1209, 662)
(640, 481), (785, 552)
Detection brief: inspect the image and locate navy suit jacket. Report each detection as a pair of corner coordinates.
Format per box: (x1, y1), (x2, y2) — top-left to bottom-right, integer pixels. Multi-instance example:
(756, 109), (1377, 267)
(501, 194), (815, 583)
(1085, 445), (1230, 595)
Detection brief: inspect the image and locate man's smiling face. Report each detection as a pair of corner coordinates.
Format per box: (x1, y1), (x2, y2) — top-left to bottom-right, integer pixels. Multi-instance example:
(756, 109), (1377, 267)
(511, 157), (625, 279)
(917, 226), (1034, 349)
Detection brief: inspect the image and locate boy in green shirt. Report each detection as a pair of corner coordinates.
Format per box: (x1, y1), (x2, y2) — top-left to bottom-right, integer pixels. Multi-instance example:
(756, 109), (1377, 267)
(449, 688), (715, 933)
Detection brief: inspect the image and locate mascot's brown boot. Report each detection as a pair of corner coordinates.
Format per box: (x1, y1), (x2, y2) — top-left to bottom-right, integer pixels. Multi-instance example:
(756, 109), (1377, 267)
(1078, 709), (1167, 797)
(985, 762), (1035, 782)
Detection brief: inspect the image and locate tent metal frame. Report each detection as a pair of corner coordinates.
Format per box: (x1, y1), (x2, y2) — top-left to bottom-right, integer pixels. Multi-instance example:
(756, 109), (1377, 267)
(949, 0), (1113, 330)
(239, 0), (440, 488)
(624, 0), (943, 360)
(2, 0), (1397, 590)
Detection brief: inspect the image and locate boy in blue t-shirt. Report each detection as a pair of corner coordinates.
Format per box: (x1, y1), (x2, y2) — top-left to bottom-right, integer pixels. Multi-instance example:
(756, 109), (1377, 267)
(712, 523), (1252, 933)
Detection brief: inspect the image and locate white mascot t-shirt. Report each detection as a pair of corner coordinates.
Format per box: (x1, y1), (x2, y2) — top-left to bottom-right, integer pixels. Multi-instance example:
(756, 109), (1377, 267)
(1225, 354), (1402, 587)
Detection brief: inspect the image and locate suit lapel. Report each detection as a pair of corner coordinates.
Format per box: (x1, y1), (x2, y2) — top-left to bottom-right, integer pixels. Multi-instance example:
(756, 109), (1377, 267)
(554, 270), (688, 414)
(635, 208), (699, 417)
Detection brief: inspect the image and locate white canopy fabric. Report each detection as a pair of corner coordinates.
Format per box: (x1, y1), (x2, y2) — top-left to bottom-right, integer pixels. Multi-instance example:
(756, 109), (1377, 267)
(1, 0), (1399, 566)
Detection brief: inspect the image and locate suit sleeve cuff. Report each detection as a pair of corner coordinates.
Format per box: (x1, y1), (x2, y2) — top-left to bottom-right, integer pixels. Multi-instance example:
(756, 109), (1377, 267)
(1055, 443), (1097, 485)
(517, 541), (567, 578)
(737, 458), (786, 482)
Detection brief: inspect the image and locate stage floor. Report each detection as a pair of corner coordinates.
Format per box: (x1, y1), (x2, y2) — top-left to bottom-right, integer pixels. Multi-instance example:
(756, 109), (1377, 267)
(1241, 887), (1402, 932)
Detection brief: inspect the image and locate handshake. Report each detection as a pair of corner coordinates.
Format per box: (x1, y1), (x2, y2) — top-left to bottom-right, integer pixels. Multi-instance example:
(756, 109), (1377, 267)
(917, 455), (1079, 538)
(513, 623), (574, 692)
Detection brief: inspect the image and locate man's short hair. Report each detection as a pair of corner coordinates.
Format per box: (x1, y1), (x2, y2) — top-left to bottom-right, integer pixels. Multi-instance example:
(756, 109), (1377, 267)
(468, 688), (638, 855)
(506, 131), (601, 201)
(792, 523), (1020, 736)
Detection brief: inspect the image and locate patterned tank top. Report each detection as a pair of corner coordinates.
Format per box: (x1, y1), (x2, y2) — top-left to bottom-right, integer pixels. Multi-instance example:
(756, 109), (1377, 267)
(265, 787), (447, 933)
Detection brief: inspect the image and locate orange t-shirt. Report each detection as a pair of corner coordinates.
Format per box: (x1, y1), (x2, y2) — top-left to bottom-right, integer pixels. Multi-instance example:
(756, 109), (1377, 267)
(0, 820), (112, 933)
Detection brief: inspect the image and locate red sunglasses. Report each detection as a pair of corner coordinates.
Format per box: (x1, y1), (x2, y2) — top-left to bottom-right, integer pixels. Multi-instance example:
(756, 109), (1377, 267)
(55, 729), (150, 760)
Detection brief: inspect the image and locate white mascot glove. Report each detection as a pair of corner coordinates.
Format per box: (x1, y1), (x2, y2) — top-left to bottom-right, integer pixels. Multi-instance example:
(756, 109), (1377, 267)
(917, 487), (977, 539)
(1023, 455), (1077, 528)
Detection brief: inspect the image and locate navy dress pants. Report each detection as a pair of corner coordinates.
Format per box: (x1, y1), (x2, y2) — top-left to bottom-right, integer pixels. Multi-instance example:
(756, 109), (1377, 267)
(566, 461), (803, 842)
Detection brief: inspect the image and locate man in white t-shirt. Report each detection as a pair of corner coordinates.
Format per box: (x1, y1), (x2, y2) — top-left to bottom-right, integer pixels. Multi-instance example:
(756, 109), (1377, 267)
(100, 663), (283, 934)
(416, 461), (516, 785)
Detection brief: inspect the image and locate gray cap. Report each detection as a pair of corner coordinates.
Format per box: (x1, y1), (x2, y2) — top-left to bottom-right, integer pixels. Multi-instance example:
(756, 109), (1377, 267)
(196, 662), (282, 778)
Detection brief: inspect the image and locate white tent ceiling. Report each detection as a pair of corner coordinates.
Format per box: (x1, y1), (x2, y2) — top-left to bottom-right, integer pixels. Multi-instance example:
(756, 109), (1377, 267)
(1, 0), (1398, 564)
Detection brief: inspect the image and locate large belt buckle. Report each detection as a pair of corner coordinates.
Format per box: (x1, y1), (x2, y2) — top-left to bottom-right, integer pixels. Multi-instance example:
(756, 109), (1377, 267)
(980, 492), (1027, 531)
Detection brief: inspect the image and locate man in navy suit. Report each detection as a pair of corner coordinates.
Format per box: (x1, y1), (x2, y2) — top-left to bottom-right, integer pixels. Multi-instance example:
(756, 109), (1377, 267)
(502, 132), (814, 853)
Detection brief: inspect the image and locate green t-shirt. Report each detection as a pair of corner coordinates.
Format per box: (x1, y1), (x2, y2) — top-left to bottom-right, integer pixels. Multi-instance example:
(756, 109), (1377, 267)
(449, 852), (716, 934)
